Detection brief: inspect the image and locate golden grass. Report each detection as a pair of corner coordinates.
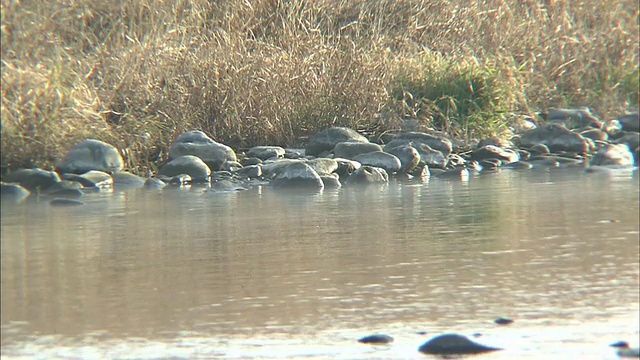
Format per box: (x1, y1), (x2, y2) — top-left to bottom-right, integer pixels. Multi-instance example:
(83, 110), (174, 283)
(2, 0), (638, 174)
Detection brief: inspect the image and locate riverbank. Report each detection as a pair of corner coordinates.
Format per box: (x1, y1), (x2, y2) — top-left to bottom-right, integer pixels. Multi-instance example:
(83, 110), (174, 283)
(1, 1), (638, 175)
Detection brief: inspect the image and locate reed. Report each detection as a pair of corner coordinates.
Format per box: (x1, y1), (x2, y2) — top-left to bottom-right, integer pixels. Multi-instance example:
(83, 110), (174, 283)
(2, 0), (637, 174)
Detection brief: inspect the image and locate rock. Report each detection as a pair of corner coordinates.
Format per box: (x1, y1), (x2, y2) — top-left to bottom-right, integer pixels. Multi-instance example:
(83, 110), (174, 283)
(261, 159), (303, 178)
(271, 162), (324, 189)
(433, 167), (470, 181)
(530, 143), (551, 155)
(333, 141), (383, 159)
(233, 165), (262, 179)
(494, 317), (514, 325)
(56, 139), (124, 174)
(602, 120), (624, 139)
(241, 157), (263, 166)
(305, 127), (369, 156)
(353, 151), (401, 174)
(614, 132), (640, 156)
(345, 165), (389, 185)
(220, 160), (243, 172)
(159, 155), (211, 182)
(49, 198), (85, 207)
(617, 347), (640, 358)
(472, 145), (520, 164)
(520, 124), (589, 155)
(334, 158), (361, 179)
(384, 143), (421, 173)
(320, 173), (342, 189)
(358, 334), (394, 344)
(418, 333), (502, 355)
(617, 112), (639, 132)
(284, 148), (305, 159)
(546, 107), (601, 129)
(580, 128), (609, 142)
(590, 144), (635, 167)
(112, 171), (146, 189)
(210, 179), (248, 192)
(0, 182), (30, 203)
(3, 168), (61, 191)
(62, 170), (113, 189)
(477, 137), (515, 149)
(46, 180), (84, 193)
(393, 132), (453, 157)
(246, 146), (285, 160)
(143, 177), (166, 189)
(307, 158), (339, 175)
(169, 130), (237, 171)
(45, 188), (83, 199)
(514, 118), (537, 133)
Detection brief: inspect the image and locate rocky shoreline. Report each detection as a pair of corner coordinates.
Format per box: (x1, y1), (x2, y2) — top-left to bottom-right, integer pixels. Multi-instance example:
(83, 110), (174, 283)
(1, 108), (638, 205)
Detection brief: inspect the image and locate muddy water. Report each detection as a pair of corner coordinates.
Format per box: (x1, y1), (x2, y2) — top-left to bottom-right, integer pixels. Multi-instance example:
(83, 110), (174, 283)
(1, 168), (638, 359)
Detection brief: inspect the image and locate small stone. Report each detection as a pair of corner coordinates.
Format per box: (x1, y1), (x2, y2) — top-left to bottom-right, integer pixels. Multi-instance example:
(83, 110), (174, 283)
(418, 333), (502, 355)
(494, 317), (514, 325)
(358, 334), (394, 344)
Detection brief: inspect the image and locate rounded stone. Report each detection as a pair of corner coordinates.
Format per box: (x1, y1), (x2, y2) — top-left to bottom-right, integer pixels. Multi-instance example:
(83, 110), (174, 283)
(159, 155), (211, 182)
(418, 333), (502, 355)
(56, 139), (124, 174)
(358, 334), (394, 344)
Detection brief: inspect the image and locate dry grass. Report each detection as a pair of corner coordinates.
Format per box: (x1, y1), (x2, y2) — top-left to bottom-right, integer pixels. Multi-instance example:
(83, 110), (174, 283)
(2, 0), (638, 174)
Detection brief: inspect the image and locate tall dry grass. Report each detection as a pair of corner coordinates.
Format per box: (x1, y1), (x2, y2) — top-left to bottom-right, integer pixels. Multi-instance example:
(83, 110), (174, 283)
(1, 0), (638, 174)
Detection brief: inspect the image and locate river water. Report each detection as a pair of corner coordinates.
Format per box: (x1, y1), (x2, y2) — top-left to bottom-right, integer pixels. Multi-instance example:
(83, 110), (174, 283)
(1, 168), (638, 359)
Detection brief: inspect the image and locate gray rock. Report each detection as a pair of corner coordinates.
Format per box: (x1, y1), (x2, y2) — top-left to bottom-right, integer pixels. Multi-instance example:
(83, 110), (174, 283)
(241, 157), (263, 166)
(271, 162), (324, 189)
(614, 132), (640, 155)
(169, 130), (237, 171)
(385, 144), (421, 173)
(112, 171), (146, 189)
(477, 137), (515, 149)
(393, 132), (453, 157)
(546, 107), (601, 129)
(3, 168), (60, 191)
(261, 159), (304, 178)
(590, 143), (634, 167)
(0, 182), (30, 203)
(233, 165), (262, 179)
(418, 334), (502, 355)
(520, 124), (589, 154)
(602, 120), (624, 139)
(305, 127), (369, 156)
(617, 112), (639, 132)
(353, 151), (401, 174)
(432, 167), (470, 180)
(56, 139), (124, 174)
(333, 141), (383, 159)
(345, 165), (389, 185)
(247, 146), (285, 160)
(358, 334), (394, 344)
(580, 128), (609, 142)
(307, 158), (339, 175)
(472, 145), (520, 164)
(159, 155), (211, 182)
(74, 170), (114, 189)
(320, 173), (342, 189)
(143, 177), (166, 189)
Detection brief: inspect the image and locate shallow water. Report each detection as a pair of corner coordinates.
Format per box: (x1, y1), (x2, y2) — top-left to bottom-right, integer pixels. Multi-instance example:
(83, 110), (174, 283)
(1, 168), (639, 359)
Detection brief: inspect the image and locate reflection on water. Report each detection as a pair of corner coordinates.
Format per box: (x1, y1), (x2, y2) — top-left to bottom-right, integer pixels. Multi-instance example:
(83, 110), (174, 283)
(1, 168), (639, 359)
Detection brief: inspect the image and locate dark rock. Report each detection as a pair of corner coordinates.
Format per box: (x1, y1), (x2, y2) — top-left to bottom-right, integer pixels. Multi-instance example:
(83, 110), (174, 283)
(241, 157), (263, 166)
(63, 170), (113, 189)
(271, 162), (324, 189)
(520, 124), (589, 155)
(358, 334), (394, 344)
(545, 107), (601, 129)
(56, 139), (124, 174)
(494, 317), (514, 325)
(45, 188), (83, 199)
(433, 167), (470, 180)
(159, 155), (211, 182)
(580, 128), (609, 142)
(247, 146), (285, 160)
(617, 112), (639, 132)
(50, 198), (84, 207)
(233, 165), (262, 179)
(112, 171), (146, 189)
(169, 130), (237, 171)
(345, 165), (389, 185)
(418, 333), (502, 355)
(320, 173), (342, 189)
(614, 132), (640, 155)
(472, 145), (520, 164)
(0, 182), (30, 203)
(143, 177), (166, 189)
(385, 143), (421, 173)
(3, 168), (61, 192)
(590, 144), (634, 167)
(305, 127), (369, 157)
(503, 161), (534, 170)
(477, 137), (515, 149)
(353, 151), (401, 174)
(333, 141), (383, 159)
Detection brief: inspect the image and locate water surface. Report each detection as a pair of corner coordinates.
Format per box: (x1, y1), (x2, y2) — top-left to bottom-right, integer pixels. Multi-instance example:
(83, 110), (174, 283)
(1, 168), (639, 359)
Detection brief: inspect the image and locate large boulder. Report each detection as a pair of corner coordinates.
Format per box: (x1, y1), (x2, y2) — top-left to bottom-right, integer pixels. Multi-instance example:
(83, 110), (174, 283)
(271, 162), (324, 189)
(418, 334), (502, 355)
(305, 127), (369, 156)
(3, 168), (60, 191)
(520, 124), (589, 155)
(333, 141), (383, 160)
(353, 151), (401, 174)
(590, 143), (635, 167)
(169, 130), (237, 171)
(384, 143), (421, 173)
(159, 155), (211, 182)
(56, 139), (124, 174)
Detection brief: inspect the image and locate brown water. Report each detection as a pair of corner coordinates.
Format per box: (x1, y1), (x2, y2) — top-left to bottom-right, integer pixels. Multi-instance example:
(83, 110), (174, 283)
(1, 168), (639, 359)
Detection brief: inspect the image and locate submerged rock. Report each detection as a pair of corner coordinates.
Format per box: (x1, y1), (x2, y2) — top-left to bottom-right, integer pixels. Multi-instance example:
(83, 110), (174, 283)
(49, 198), (85, 207)
(358, 334), (394, 344)
(418, 333), (502, 355)
(3, 168), (60, 192)
(345, 165), (389, 185)
(0, 182), (30, 203)
(56, 139), (124, 174)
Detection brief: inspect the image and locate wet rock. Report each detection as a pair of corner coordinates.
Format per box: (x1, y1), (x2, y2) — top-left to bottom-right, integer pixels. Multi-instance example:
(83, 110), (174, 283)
(112, 171), (146, 189)
(385, 143), (421, 173)
(494, 317), (514, 325)
(392, 132), (453, 157)
(617, 112), (639, 132)
(472, 145), (520, 164)
(603, 120), (624, 139)
(345, 165), (389, 185)
(211, 179), (248, 192)
(590, 144), (634, 167)
(233, 165), (262, 179)
(46, 180), (84, 192)
(358, 334), (394, 344)
(480, 158), (502, 169)
(284, 148), (305, 159)
(333, 141), (383, 159)
(143, 177), (166, 189)
(580, 128), (609, 142)
(320, 173), (342, 189)
(334, 158), (361, 180)
(56, 139), (124, 174)
(614, 132), (640, 156)
(418, 333), (502, 355)
(433, 167), (470, 180)
(220, 160), (243, 172)
(271, 162), (324, 189)
(50, 198), (85, 207)
(520, 124), (589, 155)
(307, 158), (339, 175)
(247, 146), (285, 160)
(261, 159), (303, 178)
(3, 168), (61, 192)
(305, 127), (369, 157)
(62, 170), (113, 189)
(45, 188), (83, 199)
(0, 182), (30, 203)
(353, 151), (401, 174)
(169, 130), (237, 171)
(545, 107), (601, 129)
(477, 137), (515, 149)
(159, 155), (211, 183)
(241, 157), (263, 166)
(503, 161), (534, 170)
